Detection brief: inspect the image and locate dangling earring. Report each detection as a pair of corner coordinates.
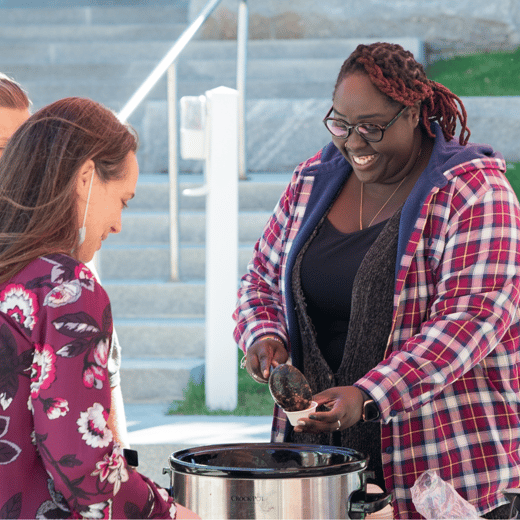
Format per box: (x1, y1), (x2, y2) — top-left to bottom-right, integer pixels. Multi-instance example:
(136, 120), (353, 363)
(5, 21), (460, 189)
(78, 169), (95, 246)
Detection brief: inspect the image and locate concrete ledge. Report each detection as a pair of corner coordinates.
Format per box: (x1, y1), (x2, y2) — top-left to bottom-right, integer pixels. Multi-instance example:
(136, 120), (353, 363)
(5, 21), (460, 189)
(100, 244), (256, 281)
(189, 0), (520, 62)
(120, 357), (204, 403)
(103, 280), (205, 318)
(0, 4), (188, 24)
(462, 97), (520, 162)
(113, 318), (205, 358)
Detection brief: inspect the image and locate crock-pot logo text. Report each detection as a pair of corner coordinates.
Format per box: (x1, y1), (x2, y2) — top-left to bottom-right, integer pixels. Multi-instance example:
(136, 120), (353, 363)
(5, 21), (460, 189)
(230, 495), (267, 502)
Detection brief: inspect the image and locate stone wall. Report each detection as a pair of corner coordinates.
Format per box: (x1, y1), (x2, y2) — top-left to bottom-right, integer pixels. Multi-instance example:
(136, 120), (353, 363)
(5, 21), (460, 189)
(189, 0), (520, 63)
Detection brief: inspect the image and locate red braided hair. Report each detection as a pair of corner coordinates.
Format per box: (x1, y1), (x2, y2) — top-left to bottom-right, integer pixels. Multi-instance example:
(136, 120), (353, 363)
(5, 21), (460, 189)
(334, 42), (470, 145)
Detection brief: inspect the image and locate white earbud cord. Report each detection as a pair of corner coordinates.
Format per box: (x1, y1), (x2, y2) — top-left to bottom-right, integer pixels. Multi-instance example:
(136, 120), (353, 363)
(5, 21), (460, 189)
(78, 169), (95, 246)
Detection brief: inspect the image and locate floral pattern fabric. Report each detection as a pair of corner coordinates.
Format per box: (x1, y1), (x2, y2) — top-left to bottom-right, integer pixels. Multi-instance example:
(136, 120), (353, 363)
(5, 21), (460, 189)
(0, 253), (176, 519)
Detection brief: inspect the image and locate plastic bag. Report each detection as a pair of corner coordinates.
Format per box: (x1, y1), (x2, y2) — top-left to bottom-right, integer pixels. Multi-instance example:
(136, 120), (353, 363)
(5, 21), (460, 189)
(411, 470), (480, 519)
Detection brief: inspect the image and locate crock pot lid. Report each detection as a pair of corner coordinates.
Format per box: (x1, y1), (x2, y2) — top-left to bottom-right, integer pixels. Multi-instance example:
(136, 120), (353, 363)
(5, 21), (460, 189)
(169, 442), (367, 479)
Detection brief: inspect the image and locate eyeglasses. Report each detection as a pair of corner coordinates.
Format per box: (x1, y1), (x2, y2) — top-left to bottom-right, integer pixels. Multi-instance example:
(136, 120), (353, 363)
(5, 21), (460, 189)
(323, 105), (408, 143)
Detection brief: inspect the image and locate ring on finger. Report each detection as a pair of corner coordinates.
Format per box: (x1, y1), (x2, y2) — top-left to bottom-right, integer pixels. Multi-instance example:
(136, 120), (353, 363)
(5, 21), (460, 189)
(335, 420), (341, 431)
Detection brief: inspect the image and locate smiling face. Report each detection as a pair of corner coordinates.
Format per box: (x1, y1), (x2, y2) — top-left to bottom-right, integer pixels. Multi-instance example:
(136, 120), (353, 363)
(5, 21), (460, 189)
(332, 72), (421, 186)
(0, 107), (30, 158)
(75, 151), (139, 263)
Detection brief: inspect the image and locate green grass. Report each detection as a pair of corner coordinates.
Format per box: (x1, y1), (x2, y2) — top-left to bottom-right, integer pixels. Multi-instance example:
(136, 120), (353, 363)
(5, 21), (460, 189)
(506, 163), (520, 196)
(168, 352), (274, 416)
(169, 50), (520, 416)
(426, 48), (520, 196)
(426, 47), (520, 96)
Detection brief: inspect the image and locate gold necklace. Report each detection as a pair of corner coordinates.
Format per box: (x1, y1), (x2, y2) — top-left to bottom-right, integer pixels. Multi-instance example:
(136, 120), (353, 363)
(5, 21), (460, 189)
(359, 147), (422, 230)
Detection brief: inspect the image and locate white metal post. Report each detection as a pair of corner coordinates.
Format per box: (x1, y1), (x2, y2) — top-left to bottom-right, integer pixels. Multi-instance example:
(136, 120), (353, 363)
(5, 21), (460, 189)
(167, 62), (180, 282)
(204, 86), (239, 410)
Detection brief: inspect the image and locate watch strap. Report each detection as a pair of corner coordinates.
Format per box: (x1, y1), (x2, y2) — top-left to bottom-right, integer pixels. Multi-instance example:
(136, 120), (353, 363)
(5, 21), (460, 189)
(362, 399), (381, 422)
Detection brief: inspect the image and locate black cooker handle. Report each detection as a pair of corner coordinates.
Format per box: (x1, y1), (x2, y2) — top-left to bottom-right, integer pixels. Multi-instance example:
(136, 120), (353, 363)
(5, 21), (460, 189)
(349, 487), (392, 519)
(162, 466), (174, 497)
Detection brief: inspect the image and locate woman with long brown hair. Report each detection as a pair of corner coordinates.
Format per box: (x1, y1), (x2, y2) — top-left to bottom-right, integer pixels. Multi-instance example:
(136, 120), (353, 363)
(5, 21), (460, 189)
(0, 97), (188, 518)
(0, 71), (134, 457)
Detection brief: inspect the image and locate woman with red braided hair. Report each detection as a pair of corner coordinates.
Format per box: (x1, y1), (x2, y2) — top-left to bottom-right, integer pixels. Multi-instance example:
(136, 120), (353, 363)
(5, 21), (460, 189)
(234, 42), (520, 518)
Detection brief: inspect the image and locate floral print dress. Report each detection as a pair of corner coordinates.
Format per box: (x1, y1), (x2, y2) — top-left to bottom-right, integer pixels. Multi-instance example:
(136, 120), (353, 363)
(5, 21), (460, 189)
(0, 254), (176, 519)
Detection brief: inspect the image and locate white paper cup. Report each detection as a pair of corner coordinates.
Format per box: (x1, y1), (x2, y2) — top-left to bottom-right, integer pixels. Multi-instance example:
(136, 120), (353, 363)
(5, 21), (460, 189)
(284, 401), (318, 426)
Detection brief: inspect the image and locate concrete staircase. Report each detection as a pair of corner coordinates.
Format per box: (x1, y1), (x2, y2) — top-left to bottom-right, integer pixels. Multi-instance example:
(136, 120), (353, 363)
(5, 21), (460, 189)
(101, 173), (290, 403)
(0, 3), (425, 172)
(0, 3), (189, 113)
(0, 3), (427, 404)
(3, 2), (518, 407)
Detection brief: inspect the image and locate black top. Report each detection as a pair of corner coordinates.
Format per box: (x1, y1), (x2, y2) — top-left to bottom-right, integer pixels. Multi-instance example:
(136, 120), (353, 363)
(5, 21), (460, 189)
(300, 216), (388, 373)
(292, 208), (402, 491)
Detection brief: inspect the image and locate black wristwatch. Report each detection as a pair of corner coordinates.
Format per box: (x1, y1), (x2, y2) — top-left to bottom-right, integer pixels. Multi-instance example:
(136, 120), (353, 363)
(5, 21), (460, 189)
(361, 399), (381, 422)
(123, 448), (139, 467)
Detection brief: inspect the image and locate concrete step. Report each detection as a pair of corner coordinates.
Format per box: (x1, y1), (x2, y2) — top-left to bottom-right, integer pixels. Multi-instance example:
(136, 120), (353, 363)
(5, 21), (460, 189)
(119, 357), (204, 404)
(140, 98), (332, 174)
(5, 71), (342, 121)
(99, 243), (255, 281)
(133, 173), (289, 212)
(0, 38), (423, 113)
(99, 174), (289, 402)
(0, 15), (420, 405)
(104, 210), (270, 246)
(0, 41), (176, 66)
(0, 37), (422, 62)
(0, 23), (187, 41)
(5, 59), (343, 101)
(113, 317), (204, 358)
(140, 94), (520, 175)
(0, 7), (425, 405)
(0, 4), (189, 25)
(1, 54), (345, 81)
(104, 280), (205, 319)
(0, 34), (423, 174)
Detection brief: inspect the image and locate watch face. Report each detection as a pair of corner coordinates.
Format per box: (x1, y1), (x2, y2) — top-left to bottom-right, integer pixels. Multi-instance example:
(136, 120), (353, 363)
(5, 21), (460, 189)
(123, 449), (139, 467)
(363, 400), (380, 422)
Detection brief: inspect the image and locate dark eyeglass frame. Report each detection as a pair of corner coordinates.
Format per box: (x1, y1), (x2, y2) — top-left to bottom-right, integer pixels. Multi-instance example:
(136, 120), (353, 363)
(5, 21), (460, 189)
(323, 105), (408, 143)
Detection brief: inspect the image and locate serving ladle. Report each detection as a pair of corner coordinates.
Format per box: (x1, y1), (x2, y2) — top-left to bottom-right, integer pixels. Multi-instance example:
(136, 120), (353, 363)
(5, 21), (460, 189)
(268, 364), (313, 412)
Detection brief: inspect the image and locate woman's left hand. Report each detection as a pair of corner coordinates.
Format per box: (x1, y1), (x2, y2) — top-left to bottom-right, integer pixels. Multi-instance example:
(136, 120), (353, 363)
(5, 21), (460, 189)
(293, 386), (365, 433)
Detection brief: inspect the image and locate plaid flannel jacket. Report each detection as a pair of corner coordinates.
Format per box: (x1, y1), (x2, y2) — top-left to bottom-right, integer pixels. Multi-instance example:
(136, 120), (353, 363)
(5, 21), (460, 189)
(233, 126), (520, 518)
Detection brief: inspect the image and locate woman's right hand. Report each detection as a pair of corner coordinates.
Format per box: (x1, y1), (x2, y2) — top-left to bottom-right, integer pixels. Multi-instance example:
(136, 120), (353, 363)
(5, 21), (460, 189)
(245, 336), (288, 383)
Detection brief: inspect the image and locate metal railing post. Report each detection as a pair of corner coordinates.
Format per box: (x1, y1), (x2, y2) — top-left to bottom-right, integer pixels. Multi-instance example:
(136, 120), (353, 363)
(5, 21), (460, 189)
(236, 0), (248, 180)
(167, 62), (180, 282)
(117, 0), (248, 283)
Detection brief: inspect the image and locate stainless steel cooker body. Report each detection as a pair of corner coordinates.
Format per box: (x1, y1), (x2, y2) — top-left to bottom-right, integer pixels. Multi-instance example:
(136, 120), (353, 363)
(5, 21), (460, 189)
(166, 443), (391, 519)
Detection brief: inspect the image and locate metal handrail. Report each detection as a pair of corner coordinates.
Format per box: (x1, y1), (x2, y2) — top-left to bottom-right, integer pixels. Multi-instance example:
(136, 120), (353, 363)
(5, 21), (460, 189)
(116, 0), (248, 281)
(236, 0), (248, 181)
(118, 0), (226, 123)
